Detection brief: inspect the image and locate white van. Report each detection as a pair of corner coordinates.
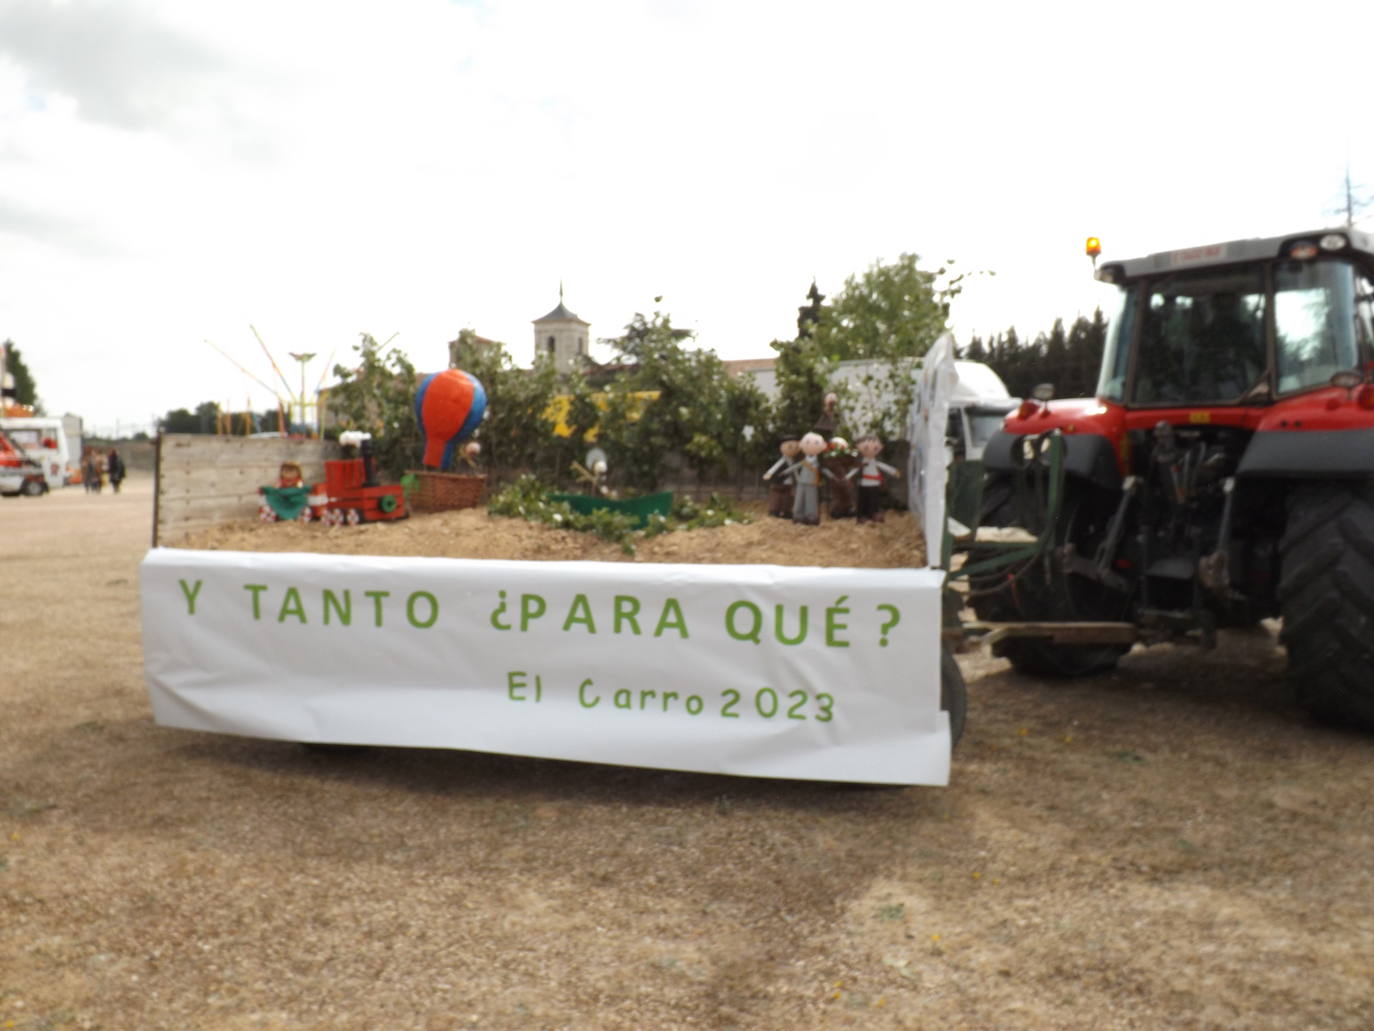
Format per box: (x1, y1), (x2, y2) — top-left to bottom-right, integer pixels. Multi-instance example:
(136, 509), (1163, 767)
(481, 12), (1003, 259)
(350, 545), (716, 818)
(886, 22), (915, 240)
(945, 361), (1019, 463)
(0, 416), (75, 489)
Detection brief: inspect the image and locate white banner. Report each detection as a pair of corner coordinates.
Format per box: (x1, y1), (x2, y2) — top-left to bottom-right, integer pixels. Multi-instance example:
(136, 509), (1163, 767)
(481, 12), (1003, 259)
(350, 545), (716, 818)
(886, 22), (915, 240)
(908, 331), (959, 566)
(140, 549), (950, 785)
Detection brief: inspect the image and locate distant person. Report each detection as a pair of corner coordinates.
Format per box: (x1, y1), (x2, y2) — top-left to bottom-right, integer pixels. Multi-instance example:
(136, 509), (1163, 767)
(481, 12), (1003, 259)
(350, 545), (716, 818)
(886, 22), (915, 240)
(107, 448), (126, 494)
(83, 449), (101, 493)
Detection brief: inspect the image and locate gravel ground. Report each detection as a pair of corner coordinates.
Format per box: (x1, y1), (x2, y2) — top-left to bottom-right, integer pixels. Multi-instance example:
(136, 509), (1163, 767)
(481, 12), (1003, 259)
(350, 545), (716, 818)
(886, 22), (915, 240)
(3, 476), (1373, 1030)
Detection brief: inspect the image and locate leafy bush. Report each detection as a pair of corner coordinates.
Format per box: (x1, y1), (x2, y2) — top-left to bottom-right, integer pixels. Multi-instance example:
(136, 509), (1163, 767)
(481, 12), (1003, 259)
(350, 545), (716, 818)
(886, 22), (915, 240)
(327, 335), (419, 480)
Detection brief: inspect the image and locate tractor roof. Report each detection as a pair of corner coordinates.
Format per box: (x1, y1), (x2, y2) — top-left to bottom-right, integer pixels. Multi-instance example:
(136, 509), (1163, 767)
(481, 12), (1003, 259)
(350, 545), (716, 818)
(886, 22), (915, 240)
(1096, 227), (1374, 284)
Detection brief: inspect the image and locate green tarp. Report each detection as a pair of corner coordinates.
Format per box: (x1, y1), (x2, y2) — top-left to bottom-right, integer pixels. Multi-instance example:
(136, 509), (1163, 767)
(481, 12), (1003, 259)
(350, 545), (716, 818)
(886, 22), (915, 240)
(261, 485), (311, 521)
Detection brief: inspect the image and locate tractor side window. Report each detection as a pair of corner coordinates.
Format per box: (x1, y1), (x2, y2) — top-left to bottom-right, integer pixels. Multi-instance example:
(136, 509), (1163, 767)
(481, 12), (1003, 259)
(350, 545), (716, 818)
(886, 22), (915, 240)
(1274, 261), (1359, 393)
(1132, 270), (1265, 404)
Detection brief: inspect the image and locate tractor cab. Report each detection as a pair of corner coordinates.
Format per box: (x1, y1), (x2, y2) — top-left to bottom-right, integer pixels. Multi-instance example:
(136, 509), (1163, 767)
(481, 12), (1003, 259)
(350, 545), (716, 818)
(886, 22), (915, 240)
(1093, 229), (1374, 410)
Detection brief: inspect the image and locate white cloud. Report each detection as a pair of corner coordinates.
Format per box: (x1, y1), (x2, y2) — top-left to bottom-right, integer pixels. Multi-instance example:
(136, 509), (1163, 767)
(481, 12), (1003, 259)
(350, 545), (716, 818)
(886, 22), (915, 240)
(1, 0), (1372, 433)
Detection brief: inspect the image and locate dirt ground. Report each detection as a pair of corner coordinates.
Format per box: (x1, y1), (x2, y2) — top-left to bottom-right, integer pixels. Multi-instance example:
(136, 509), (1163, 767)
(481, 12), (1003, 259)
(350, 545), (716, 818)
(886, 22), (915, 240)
(3, 476), (1373, 1030)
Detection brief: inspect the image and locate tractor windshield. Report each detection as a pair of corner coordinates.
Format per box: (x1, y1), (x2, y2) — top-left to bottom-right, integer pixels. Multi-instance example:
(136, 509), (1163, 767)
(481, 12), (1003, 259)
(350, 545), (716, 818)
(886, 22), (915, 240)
(1096, 259), (1367, 405)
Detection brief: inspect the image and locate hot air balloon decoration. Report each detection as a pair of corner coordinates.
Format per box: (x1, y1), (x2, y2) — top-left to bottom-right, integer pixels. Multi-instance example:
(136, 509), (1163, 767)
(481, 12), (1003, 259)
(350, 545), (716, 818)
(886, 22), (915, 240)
(415, 369), (487, 470)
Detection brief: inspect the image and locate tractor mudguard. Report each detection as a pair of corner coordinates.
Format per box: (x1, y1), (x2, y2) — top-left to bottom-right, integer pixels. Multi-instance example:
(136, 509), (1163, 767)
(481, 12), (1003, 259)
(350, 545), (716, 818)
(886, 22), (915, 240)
(983, 430), (1121, 491)
(1237, 428), (1374, 479)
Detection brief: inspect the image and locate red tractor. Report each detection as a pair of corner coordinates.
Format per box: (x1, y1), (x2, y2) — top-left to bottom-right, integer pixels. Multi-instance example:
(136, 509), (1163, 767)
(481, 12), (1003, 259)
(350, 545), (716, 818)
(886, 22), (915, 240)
(962, 228), (1374, 729)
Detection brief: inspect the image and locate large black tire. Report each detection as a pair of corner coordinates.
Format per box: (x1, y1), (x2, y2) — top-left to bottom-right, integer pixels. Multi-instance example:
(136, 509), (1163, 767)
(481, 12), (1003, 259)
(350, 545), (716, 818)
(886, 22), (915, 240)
(21, 477), (44, 496)
(1278, 481), (1374, 730)
(970, 477), (1131, 677)
(941, 645), (967, 747)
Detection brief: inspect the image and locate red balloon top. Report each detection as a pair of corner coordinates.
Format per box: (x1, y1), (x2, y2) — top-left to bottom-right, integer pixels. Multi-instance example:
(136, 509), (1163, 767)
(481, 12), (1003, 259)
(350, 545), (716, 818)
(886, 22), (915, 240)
(419, 370), (477, 468)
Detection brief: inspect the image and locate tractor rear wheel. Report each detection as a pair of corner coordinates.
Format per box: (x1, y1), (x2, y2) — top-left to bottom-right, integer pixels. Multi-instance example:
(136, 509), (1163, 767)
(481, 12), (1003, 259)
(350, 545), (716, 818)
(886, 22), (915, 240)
(1278, 481), (1374, 730)
(970, 477), (1131, 677)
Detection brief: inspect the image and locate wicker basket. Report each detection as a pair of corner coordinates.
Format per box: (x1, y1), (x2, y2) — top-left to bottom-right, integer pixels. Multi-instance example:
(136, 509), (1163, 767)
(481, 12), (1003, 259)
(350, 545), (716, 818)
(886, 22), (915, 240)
(407, 470), (486, 512)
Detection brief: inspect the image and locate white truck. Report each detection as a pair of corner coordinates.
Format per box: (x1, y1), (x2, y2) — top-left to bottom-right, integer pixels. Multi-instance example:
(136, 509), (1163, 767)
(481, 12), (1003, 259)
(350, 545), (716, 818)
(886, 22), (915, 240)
(0, 416), (79, 490)
(942, 360), (1018, 463)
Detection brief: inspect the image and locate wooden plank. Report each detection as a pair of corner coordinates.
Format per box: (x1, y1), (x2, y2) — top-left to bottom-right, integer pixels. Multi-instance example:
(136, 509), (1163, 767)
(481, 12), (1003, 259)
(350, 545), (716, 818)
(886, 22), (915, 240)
(961, 620), (1140, 646)
(155, 434), (340, 541)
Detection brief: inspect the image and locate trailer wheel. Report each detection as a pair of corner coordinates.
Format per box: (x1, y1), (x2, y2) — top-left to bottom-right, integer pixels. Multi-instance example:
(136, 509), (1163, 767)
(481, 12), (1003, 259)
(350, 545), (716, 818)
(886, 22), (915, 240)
(21, 478), (44, 496)
(970, 476), (1130, 677)
(1278, 481), (1374, 730)
(941, 645), (967, 747)
(346, 508), (363, 526)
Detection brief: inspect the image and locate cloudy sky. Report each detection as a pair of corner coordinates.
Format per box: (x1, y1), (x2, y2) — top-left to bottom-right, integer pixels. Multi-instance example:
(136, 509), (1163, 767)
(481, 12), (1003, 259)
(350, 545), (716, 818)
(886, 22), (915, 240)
(2, 0), (1371, 434)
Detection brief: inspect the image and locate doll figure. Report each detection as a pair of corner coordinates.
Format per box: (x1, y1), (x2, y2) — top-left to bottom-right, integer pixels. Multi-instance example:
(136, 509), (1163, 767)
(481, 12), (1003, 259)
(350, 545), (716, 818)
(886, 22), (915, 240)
(812, 392), (839, 438)
(278, 461), (304, 488)
(762, 435), (801, 518)
(788, 432), (829, 526)
(822, 436), (859, 519)
(259, 461), (311, 522)
(846, 434), (900, 523)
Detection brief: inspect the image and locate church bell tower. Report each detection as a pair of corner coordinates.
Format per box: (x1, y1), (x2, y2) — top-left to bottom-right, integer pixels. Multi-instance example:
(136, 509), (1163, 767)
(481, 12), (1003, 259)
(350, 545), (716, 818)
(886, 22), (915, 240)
(532, 286), (590, 374)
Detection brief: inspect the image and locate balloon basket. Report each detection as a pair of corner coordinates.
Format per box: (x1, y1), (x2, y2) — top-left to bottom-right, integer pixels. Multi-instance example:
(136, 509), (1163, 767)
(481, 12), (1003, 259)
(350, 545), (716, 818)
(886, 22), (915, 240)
(408, 470), (486, 512)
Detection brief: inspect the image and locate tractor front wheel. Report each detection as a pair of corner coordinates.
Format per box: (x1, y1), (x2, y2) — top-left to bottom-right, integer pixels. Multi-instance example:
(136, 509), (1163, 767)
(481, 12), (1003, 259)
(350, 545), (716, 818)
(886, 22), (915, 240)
(1279, 481), (1374, 730)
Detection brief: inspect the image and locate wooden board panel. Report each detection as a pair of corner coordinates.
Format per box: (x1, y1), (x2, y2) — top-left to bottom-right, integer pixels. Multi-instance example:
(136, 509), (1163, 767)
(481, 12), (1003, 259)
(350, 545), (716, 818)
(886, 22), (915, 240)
(154, 434), (340, 544)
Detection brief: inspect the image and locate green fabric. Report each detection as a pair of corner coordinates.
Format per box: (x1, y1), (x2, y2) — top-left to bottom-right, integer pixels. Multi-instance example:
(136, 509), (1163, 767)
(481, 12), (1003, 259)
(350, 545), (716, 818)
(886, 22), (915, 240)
(262, 485), (311, 521)
(547, 491), (674, 529)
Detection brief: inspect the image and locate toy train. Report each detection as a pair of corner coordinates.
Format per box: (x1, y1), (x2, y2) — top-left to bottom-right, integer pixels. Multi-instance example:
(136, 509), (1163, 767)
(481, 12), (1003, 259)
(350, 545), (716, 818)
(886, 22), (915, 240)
(258, 435), (407, 526)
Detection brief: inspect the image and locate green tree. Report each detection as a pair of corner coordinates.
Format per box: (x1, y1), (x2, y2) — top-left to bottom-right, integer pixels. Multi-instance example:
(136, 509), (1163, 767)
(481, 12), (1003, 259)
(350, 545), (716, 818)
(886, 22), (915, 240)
(2, 341), (41, 410)
(328, 334), (420, 479)
(1065, 310), (1108, 397)
(804, 255), (990, 441)
(810, 253), (955, 361)
(597, 305), (770, 490)
(1042, 318), (1068, 388)
(448, 328), (598, 484)
(769, 333), (837, 440)
(978, 309), (1109, 399)
(156, 401), (221, 434)
(160, 407), (198, 433)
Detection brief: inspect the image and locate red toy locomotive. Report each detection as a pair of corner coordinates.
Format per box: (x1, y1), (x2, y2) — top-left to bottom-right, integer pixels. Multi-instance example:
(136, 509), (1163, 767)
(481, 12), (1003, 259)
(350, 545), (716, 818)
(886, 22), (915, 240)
(258, 433), (407, 526)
